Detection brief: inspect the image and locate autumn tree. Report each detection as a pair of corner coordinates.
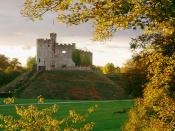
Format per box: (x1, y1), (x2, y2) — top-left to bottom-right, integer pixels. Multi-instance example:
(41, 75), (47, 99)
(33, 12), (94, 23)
(103, 63), (115, 74)
(22, 0), (175, 130)
(121, 54), (147, 97)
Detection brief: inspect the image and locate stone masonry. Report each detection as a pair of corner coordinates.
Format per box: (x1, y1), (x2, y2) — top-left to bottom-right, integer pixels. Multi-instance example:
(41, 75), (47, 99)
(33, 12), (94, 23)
(36, 33), (92, 71)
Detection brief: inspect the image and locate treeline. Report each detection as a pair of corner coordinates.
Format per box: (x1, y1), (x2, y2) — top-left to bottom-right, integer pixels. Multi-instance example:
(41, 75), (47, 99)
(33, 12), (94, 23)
(120, 55), (147, 98)
(95, 58), (147, 98)
(0, 54), (24, 87)
(72, 49), (92, 66)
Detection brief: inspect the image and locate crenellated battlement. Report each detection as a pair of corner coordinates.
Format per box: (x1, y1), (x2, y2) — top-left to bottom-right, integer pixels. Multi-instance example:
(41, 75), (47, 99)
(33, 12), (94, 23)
(36, 33), (92, 71)
(78, 49), (92, 54)
(37, 38), (45, 43)
(57, 43), (75, 48)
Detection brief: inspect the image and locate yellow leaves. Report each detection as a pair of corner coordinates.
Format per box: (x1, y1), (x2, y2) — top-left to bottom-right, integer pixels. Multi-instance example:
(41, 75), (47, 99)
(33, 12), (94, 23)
(81, 122), (95, 131)
(124, 35), (175, 130)
(37, 95), (45, 103)
(22, 0), (175, 41)
(69, 110), (85, 123)
(64, 128), (71, 131)
(124, 95), (175, 130)
(144, 19), (175, 37)
(0, 99), (96, 131)
(153, 106), (161, 112)
(88, 105), (96, 113)
(42, 0), (53, 6)
(163, 26), (174, 36)
(3, 97), (15, 104)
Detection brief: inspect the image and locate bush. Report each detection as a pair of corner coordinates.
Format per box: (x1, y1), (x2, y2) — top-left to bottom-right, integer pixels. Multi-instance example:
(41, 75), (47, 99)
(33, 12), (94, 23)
(3, 97), (15, 104)
(102, 63), (115, 74)
(123, 51), (175, 131)
(0, 99), (97, 130)
(37, 95), (45, 103)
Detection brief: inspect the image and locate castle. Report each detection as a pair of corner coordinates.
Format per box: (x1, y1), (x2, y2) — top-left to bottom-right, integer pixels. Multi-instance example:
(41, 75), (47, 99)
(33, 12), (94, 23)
(37, 33), (92, 71)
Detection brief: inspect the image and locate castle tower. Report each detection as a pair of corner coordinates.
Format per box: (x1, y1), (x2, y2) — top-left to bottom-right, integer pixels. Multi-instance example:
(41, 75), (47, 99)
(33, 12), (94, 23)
(50, 33), (57, 43)
(36, 33), (93, 71)
(36, 38), (47, 71)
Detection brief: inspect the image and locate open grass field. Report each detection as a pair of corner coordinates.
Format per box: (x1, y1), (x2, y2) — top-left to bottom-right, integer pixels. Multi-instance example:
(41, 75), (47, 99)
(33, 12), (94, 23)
(0, 99), (133, 131)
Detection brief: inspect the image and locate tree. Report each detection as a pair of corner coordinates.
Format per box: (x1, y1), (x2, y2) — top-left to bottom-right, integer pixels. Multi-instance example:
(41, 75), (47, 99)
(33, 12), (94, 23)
(114, 67), (120, 73)
(26, 56), (36, 70)
(80, 53), (91, 67)
(0, 54), (24, 87)
(72, 49), (81, 66)
(121, 54), (147, 97)
(4, 58), (24, 86)
(0, 54), (9, 71)
(0, 71), (7, 87)
(5, 58), (22, 73)
(103, 63), (115, 74)
(22, 0), (175, 130)
(72, 49), (92, 66)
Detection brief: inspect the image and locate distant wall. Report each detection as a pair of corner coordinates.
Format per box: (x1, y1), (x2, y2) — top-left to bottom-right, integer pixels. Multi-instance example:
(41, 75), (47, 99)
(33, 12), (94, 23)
(52, 66), (91, 71)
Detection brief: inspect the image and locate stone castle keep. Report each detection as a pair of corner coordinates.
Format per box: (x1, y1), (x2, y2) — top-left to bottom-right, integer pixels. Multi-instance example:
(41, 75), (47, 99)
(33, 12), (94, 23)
(37, 33), (92, 71)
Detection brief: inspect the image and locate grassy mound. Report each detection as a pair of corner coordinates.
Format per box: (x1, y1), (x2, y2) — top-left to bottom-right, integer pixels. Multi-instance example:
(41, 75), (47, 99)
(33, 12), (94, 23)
(1, 70), (126, 99)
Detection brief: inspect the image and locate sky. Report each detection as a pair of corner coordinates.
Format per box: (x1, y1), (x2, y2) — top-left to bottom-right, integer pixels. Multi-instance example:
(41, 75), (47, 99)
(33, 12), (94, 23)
(0, 0), (142, 67)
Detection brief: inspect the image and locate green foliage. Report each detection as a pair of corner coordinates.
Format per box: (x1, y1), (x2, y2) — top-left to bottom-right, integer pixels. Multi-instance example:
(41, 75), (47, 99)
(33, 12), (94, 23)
(0, 99), (133, 131)
(0, 54), (24, 87)
(0, 54), (9, 71)
(80, 53), (91, 66)
(0, 71), (7, 86)
(72, 49), (92, 66)
(72, 49), (81, 66)
(26, 56), (36, 70)
(102, 63), (115, 74)
(0, 103), (96, 131)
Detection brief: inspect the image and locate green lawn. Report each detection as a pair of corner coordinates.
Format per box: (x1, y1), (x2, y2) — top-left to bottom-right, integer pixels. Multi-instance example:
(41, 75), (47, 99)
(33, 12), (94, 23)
(0, 99), (133, 131)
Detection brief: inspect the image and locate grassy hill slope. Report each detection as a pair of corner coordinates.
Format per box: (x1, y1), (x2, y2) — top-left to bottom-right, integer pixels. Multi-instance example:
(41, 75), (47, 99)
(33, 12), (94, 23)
(0, 70), (126, 99)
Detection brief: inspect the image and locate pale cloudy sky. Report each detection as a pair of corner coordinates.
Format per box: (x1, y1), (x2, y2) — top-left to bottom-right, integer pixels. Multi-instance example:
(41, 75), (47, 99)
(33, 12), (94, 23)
(0, 0), (142, 67)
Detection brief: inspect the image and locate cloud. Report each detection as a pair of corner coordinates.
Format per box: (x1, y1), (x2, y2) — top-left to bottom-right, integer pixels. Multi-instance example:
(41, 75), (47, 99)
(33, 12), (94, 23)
(21, 45), (33, 50)
(0, 0), (142, 66)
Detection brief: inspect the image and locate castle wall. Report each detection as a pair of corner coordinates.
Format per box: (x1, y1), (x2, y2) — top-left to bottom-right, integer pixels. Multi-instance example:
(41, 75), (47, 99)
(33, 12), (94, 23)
(36, 33), (92, 71)
(54, 44), (75, 67)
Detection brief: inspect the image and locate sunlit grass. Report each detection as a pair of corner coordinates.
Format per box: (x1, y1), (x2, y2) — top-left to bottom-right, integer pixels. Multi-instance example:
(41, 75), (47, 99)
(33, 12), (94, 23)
(0, 99), (133, 131)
